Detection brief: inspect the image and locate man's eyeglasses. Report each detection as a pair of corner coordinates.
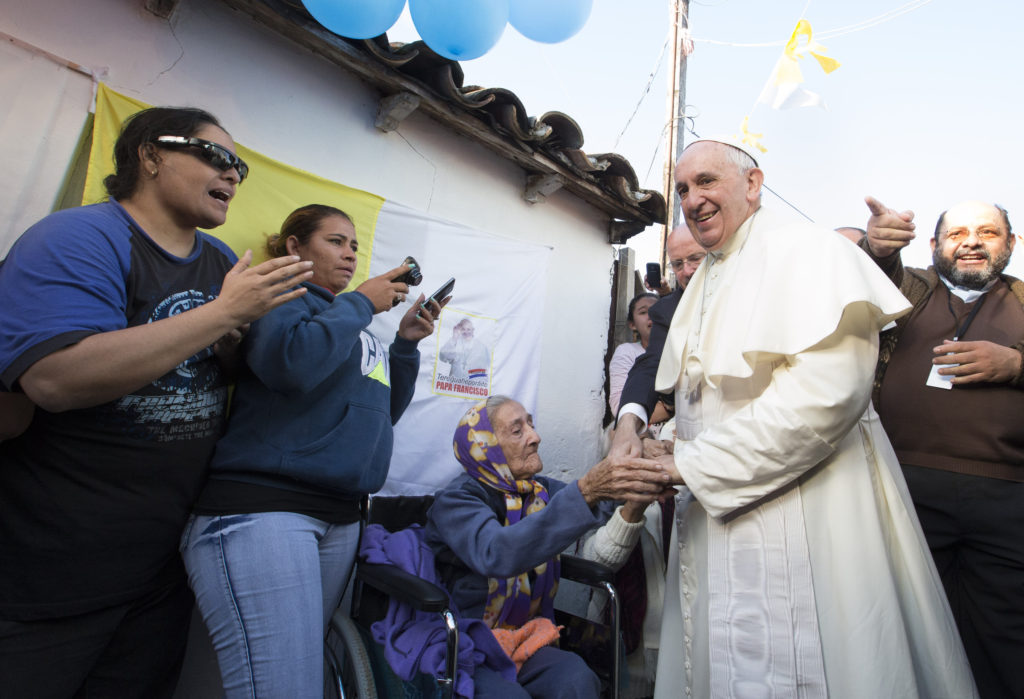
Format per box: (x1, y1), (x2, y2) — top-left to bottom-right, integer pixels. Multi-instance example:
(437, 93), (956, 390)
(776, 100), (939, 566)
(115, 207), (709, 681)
(669, 254), (706, 271)
(153, 136), (249, 182)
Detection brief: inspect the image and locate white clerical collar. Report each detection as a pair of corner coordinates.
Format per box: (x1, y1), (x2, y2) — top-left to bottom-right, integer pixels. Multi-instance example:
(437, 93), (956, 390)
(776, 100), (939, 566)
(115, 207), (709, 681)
(706, 207), (761, 262)
(939, 274), (997, 303)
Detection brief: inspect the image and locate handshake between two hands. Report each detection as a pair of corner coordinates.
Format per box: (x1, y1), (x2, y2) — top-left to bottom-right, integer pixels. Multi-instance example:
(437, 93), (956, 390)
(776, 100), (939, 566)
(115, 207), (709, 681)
(577, 422), (682, 516)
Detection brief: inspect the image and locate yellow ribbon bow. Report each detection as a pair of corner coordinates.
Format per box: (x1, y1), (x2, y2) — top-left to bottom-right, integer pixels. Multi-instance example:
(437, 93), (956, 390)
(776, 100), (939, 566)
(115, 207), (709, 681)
(775, 19), (840, 85)
(737, 116), (768, 154)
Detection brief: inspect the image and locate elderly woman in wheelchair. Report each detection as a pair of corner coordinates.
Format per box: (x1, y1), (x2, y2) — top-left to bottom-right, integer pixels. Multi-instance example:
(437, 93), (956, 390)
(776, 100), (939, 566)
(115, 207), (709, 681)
(413, 395), (672, 698)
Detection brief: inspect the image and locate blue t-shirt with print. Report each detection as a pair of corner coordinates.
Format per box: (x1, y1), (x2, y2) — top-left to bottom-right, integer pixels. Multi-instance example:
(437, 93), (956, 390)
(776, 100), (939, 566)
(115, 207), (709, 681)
(0, 200), (237, 619)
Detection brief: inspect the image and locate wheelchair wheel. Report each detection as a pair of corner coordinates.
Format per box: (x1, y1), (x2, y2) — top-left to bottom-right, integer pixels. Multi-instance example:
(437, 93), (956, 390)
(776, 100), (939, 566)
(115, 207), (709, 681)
(325, 612), (377, 699)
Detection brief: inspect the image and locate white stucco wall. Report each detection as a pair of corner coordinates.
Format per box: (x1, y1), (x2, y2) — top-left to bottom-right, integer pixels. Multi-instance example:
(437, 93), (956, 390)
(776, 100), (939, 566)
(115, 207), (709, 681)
(0, 0), (623, 480)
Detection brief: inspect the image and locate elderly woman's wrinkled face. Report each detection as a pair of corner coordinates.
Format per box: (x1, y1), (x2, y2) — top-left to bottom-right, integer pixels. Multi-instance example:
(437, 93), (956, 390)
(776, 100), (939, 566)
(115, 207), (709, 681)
(491, 400), (542, 480)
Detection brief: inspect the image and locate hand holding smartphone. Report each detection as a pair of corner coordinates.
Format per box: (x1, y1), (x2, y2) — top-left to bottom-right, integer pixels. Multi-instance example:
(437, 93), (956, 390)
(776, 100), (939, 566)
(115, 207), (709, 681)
(418, 277), (455, 317)
(645, 262), (662, 290)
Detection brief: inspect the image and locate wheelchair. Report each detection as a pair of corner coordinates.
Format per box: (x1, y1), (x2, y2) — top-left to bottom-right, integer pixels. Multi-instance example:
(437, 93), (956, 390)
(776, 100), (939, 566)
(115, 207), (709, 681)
(324, 495), (622, 699)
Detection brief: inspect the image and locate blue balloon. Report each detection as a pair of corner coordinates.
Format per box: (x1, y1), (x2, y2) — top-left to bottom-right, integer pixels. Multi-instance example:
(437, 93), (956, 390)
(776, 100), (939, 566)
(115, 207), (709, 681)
(509, 0), (592, 43)
(409, 0), (509, 61)
(302, 0), (407, 40)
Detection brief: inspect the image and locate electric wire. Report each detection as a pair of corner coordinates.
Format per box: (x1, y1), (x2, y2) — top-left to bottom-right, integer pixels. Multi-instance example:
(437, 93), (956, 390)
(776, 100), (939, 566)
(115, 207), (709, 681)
(693, 0), (935, 47)
(613, 30), (673, 151)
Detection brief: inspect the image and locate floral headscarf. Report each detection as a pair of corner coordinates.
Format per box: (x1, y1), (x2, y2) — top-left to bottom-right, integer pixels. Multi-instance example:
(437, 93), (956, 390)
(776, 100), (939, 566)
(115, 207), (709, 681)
(453, 400), (560, 629)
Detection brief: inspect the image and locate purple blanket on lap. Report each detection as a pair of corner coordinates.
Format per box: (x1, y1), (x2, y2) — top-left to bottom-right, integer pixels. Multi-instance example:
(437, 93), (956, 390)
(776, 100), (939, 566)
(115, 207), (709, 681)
(359, 524), (516, 698)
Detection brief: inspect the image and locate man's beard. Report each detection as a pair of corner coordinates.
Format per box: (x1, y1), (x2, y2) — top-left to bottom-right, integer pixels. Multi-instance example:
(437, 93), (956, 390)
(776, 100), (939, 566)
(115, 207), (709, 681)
(934, 245), (1012, 289)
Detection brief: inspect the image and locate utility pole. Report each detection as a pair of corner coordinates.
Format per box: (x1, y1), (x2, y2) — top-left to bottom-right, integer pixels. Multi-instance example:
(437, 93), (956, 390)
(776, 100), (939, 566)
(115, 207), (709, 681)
(660, 0), (690, 265)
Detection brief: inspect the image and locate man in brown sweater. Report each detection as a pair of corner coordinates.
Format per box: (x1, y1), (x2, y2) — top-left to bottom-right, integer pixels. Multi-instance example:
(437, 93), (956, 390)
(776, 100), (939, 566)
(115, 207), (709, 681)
(862, 196), (1024, 699)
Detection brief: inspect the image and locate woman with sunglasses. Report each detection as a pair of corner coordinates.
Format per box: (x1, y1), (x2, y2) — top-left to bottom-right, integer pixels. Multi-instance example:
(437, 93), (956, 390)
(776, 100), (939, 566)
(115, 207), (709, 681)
(0, 106), (311, 698)
(181, 204), (445, 698)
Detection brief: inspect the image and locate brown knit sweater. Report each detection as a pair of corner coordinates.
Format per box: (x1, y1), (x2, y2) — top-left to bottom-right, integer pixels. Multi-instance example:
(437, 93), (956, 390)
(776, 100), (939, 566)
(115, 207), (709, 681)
(859, 237), (1024, 400)
(860, 238), (1024, 480)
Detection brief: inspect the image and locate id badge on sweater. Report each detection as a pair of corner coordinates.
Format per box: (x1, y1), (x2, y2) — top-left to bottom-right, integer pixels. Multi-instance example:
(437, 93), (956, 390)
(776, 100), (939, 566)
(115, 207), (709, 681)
(925, 362), (955, 390)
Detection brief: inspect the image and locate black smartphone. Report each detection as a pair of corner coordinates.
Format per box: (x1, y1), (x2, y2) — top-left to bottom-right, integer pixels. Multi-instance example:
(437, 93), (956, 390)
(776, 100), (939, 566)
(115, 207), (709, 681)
(419, 277), (455, 315)
(395, 256), (423, 286)
(645, 262), (662, 289)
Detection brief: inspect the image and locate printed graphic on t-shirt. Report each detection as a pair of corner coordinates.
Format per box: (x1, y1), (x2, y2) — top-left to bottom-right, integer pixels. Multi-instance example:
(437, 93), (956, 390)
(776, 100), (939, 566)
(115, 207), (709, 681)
(151, 290), (221, 393)
(360, 331), (391, 387)
(105, 287), (227, 443)
(115, 387), (228, 442)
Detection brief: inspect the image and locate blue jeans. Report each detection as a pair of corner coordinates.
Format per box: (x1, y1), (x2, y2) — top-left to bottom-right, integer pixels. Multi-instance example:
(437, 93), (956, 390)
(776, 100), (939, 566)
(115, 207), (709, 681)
(180, 512), (360, 698)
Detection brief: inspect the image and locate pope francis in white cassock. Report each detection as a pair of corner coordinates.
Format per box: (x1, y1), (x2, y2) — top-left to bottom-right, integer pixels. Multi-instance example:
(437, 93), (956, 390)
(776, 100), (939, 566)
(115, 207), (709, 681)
(647, 138), (976, 698)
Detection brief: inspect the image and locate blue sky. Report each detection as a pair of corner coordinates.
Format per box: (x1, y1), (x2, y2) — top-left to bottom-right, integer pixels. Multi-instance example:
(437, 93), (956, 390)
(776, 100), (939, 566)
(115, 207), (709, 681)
(388, 0), (1023, 275)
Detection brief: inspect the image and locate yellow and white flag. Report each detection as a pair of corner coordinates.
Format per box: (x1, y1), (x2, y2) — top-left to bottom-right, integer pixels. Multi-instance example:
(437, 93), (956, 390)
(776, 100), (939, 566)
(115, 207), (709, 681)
(84, 84), (385, 287)
(757, 20), (840, 110)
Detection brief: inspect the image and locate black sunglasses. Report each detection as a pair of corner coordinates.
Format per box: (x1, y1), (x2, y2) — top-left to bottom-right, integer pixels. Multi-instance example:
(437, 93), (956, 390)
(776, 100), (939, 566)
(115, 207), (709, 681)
(153, 135), (249, 182)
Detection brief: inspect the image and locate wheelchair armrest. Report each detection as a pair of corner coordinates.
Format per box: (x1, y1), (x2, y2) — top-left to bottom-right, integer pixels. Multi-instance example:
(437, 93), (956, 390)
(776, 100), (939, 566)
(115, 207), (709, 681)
(560, 554), (615, 586)
(357, 562), (450, 613)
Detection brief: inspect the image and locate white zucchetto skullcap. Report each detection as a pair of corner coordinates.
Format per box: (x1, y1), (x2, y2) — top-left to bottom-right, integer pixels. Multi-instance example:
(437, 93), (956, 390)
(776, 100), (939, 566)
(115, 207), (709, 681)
(683, 135), (760, 168)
